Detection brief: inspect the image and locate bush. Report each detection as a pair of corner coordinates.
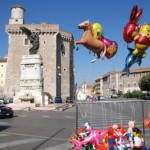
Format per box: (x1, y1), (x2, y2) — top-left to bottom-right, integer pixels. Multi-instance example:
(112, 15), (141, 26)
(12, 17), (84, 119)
(123, 90), (143, 98)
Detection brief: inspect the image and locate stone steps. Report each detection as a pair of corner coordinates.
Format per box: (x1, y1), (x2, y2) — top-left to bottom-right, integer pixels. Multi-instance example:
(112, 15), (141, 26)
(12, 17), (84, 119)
(6, 103), (75, 111)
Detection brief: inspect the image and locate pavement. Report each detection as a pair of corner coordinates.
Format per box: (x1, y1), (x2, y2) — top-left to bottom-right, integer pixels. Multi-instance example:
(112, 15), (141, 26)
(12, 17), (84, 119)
(6, 102), (75, 112)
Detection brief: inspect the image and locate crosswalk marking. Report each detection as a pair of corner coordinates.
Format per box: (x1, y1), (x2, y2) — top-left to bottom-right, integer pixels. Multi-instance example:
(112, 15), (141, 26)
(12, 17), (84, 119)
(0, 134), (8, 137)
(0, 122), (8, 125)
(0, 138), (43, 149)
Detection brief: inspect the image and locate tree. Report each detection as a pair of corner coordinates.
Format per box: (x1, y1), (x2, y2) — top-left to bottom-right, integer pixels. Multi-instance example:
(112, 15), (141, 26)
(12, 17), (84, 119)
(139, 73), (150, 92)
(44, 92), (53, 100)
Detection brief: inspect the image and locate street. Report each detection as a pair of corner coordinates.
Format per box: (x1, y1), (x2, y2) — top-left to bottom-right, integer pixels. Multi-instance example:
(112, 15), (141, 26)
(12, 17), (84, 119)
(0, 109), (76, 150)
(0, 99), (150, 149)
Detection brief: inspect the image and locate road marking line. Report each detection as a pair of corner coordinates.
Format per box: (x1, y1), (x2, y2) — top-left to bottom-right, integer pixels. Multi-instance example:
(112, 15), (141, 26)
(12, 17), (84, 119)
(0, 138), (42, 148)
(0, 134), (8, 137)
(38, 142), (71, 150)
(41, 115), (49, 118)
(51, 137), (69, 141)
(1, 132), (49, 139)
(0, 122), (8, 125)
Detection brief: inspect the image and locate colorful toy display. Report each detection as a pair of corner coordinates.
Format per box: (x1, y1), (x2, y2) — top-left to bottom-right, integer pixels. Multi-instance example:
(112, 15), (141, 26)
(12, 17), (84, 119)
(70, 121), (147, 150)
(75, 20), (118, 63)
(70, 120), (144, 150)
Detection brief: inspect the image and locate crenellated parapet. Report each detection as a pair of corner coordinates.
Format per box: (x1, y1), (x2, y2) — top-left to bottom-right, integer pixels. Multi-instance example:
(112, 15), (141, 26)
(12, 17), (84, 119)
(5, 23), (74, 42)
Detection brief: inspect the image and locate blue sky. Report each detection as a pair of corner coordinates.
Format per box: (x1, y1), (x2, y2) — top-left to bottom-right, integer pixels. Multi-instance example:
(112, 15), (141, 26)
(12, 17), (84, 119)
(0, 0), (150, 86)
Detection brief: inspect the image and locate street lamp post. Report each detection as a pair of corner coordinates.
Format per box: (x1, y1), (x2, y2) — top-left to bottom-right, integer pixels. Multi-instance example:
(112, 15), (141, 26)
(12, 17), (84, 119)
(41, 65), (44, 106)
(57, 66), (60, 97)
(56, 66), (62, 103)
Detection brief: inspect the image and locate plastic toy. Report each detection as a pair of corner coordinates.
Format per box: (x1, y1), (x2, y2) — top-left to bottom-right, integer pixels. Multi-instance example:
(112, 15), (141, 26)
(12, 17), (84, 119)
(113, 124), (130, 150)
(132, 127), (144, 150)
(72, 122), (107, 150)
(106, 126), (117, 150)
(144, 109), (150, 128)
(75, 20), (107, 63)
(127, 120), (135, 148)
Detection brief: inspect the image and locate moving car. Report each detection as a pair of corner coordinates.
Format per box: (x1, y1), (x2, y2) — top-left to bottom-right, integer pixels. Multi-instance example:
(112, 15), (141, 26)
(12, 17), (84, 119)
(0, 105), (14, 118)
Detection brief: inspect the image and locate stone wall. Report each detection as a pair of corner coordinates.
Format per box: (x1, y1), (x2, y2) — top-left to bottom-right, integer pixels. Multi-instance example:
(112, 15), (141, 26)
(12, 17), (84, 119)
(5, 23), (75, 101)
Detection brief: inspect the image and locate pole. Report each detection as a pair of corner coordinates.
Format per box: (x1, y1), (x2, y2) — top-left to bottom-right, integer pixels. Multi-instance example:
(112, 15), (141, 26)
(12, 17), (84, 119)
(42, 77), (45, 106)
(76, 103), (78, 135)
(142, 101), (145, 146)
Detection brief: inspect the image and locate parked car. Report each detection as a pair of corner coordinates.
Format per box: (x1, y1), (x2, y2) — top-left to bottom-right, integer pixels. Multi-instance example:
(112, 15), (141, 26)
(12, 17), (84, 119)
(65, 97), (73, 103)
(0, 106), (14, 118)
(9, 98), (13, 103)
(97, 96), (106, 100)
(54, 96), (62, 103)
(0, 99), (4, 104)
(111, 94), (118, 98)
(100, 96), (106, 100)
(137, 94), (150, 100)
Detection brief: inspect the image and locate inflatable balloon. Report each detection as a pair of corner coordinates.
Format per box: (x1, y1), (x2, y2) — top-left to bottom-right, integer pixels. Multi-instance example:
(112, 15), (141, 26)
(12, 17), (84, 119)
(133, 23), (150, 58)
(123, 46), (142, 76)
(123, 4), (143, 43)
(122, 4), (150, 75)
(72, 122), (107, 150)
(92, 23), (103, 39)
(101, 37), (118, 59)
(75, 20), (107, 63)
(92, 23), (118, 59)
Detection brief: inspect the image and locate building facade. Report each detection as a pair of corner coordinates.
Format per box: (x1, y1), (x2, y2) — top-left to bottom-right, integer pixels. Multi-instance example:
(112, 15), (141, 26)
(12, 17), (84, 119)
(4, 5), (75, 100)
(95, 67), (150, 97)
(0, 57), (7, 88)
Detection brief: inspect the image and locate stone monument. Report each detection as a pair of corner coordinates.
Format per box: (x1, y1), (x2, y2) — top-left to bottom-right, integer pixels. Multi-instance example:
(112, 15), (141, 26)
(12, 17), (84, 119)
(16, 27), (43, 106)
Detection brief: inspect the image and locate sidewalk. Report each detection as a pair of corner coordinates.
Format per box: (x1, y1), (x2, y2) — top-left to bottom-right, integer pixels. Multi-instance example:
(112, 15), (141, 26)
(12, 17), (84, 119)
(6, 103), (75, 112)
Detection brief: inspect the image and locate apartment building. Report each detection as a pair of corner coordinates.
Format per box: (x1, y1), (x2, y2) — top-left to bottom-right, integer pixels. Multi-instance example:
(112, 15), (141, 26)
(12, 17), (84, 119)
(0, 57), (7, 88)
(95, 67), (150, 97)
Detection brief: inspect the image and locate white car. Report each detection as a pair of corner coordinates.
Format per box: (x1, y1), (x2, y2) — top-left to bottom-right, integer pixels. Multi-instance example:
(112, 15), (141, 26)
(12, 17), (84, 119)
(0, 99), (4, 104)
(100, 96), (106, 100)
(97, 96), (106, 100)
(111, 94), (118, 98)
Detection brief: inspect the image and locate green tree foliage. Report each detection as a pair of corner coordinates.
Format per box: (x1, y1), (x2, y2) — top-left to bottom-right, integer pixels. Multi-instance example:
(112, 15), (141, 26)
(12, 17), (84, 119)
(123, 90), (143, 98)
(139, 73), (150, 91)
(44, 92), (53, 100)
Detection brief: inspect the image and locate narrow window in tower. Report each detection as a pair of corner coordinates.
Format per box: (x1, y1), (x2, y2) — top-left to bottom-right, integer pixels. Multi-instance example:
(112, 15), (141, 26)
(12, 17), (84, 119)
(24, 38), (29, 45)
(60, 44), (65, 56)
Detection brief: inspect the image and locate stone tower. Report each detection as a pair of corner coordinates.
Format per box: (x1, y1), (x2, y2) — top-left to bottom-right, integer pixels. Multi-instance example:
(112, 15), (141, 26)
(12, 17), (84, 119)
(5, 5), (75, 101)
(9, 5), (25, 24)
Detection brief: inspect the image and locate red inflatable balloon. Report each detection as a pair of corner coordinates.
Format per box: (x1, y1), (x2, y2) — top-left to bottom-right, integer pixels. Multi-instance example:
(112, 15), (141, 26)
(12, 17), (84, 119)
(123, 4), (143, 43)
